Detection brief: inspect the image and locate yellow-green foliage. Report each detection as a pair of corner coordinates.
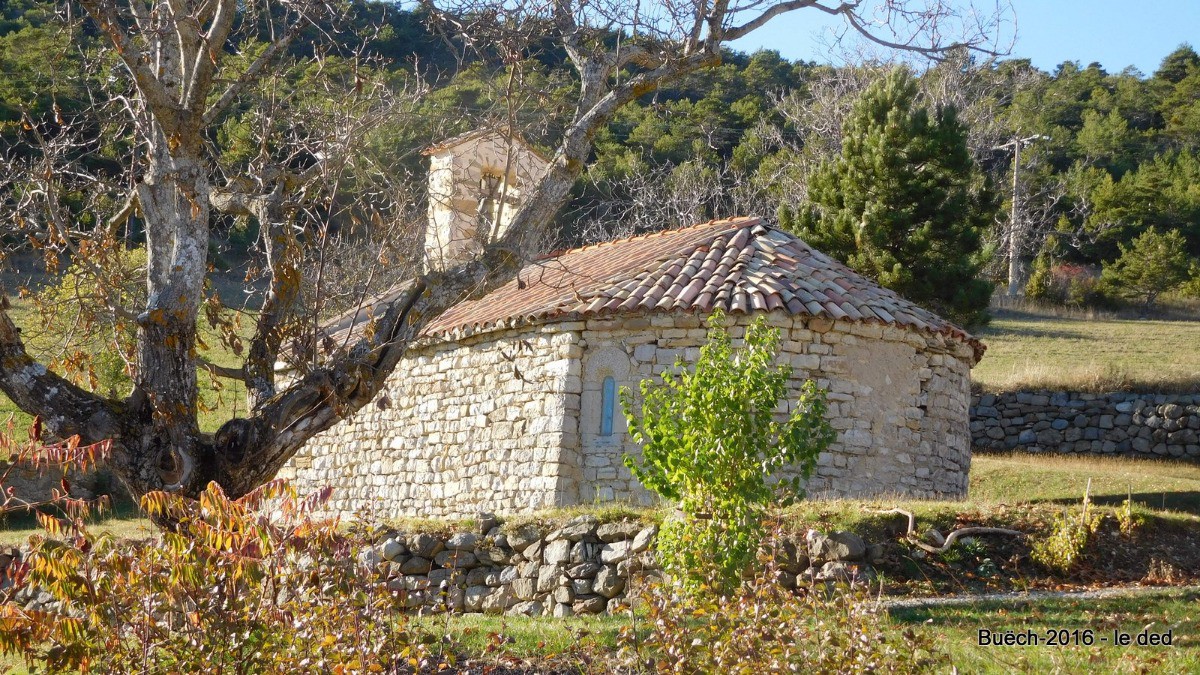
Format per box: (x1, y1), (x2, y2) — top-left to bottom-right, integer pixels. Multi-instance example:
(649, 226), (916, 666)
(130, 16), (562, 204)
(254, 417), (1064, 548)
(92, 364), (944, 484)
(1031, 491), (1101, 573)
(621, 310), (834, 594)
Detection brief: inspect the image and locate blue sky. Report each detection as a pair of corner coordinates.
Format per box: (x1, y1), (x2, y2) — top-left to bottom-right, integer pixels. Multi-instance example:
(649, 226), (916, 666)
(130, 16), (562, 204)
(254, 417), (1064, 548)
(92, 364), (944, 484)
(731, 0), (1200, 75)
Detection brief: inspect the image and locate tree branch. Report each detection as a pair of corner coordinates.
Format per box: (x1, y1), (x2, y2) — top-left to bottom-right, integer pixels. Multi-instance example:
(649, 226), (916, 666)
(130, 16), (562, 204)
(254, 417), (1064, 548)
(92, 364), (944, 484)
(202, 22), (305, 127)
(77, 0), (180, 124)
(183, 0), (238, 116)
(0, 303), (122, 444)
(725, 0), (823, 42)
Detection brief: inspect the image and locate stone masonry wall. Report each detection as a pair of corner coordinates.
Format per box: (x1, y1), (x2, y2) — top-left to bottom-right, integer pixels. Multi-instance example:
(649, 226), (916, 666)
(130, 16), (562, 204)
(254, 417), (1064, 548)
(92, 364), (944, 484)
(971, 391), (1200, 460)
(279, 323), (583, 519)
(355, 515), (882, 618)
(281, 310), (977, 519)
(574, 311), (976, 502)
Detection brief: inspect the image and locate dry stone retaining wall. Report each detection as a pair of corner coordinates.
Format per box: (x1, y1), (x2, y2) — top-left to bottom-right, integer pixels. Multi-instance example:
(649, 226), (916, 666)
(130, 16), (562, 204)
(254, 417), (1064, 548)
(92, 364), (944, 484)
(356, 515), (882, 617)
(970, 391), (1200, 459)
(0, 515), (884, 617)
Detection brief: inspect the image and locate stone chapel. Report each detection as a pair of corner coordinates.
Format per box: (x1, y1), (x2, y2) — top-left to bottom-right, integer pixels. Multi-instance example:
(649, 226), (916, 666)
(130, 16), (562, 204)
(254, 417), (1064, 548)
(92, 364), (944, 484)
(277, 130), (985, 518)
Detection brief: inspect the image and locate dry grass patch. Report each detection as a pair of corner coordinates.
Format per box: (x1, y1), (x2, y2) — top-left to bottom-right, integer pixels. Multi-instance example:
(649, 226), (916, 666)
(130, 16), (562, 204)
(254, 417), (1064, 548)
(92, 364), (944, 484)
(972, 308), (1200, 393)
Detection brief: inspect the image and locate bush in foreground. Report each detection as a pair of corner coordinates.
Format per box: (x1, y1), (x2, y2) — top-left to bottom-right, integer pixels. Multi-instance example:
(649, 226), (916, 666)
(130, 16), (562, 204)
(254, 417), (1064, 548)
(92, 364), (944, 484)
(617, 535), (944, 674)
(621, 310), (834, 594)
(1, 481), (454, 673)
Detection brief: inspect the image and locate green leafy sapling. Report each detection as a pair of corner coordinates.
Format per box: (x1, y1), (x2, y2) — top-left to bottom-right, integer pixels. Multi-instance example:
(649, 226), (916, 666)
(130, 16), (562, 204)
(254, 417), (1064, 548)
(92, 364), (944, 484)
(621, 310), (835, 592)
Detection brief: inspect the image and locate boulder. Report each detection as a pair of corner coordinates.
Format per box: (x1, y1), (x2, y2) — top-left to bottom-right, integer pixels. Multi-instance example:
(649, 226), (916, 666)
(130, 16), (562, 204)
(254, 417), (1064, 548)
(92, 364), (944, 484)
(601, 540), (636, 564)
(508, 601), (543, 617)
(400, 556), (433, 575)
(572, 595), (607, 615)
(594, 565), (625, 598)
(465, 567), (490, 587)
(922, 528), (946, 547)
(567, 562), (601, 579)
(631, 526), (657, 553)
(537, 564), (564, 593)
(499, 565), (520, 584)
(476, 512), (499, 535)
(357, 547), (383, 569)
(556, 515), (599, 542)
(407, 533), (444, 559)
(507, 524), (543, 551)
(544, 539), (572, 565)
(464, 585), (489, 612)
(511, 578), (537, 601)
(381, 538), (407, 562)
(807, 530), (867, 563)
(446, 532), (479, 551)
(597, 521), (641, 542)
(523, 540), (544, 561)
(482, 586), (516, 615)
(434, 550), (478, 569)
(553, 586), (575, 604)
(427, 568), (455, 585)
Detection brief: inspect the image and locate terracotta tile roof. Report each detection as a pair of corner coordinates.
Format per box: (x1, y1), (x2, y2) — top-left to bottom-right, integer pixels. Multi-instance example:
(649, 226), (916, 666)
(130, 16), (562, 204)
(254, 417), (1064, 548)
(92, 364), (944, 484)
(415, 217), (983, 361)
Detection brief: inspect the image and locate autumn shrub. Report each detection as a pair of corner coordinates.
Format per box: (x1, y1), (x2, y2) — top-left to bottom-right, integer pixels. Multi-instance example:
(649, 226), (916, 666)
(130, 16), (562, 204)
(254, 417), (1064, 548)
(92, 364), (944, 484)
(1031, 489), (1101, 574)
(621, 310), (834, 594)
(1, 480), (457, 673)
(1026, 259), (1116, 309)
(0, 416), (112, 521)
(616, 532), (945, 674)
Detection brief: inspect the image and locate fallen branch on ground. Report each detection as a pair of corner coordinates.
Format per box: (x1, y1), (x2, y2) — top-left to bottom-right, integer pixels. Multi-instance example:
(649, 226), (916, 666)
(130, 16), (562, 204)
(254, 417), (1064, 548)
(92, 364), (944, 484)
(869, 508), (1026, 554)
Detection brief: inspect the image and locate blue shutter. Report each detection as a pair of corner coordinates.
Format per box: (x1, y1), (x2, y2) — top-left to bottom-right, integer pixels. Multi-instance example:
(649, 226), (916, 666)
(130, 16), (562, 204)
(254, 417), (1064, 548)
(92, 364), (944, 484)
(601, 376), (616, 436)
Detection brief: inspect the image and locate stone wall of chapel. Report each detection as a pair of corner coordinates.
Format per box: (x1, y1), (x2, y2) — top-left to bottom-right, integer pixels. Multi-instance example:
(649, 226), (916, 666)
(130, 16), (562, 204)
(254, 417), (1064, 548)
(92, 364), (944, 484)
(278, 324), (582, 519)
(280, 311), (976, 519)
(577, 311), (974, 503)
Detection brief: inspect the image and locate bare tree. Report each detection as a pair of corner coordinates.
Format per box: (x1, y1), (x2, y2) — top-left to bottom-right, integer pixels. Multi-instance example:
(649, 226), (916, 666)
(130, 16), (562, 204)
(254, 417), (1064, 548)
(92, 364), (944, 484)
(0, 0), (1010, 505)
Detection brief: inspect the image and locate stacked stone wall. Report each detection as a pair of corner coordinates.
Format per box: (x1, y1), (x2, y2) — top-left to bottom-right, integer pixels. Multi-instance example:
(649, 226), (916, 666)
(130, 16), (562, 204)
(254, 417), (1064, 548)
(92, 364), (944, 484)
(279, 324), (582, 519)
(355, 515), (883, 618)
(970, 391), (1200, 459)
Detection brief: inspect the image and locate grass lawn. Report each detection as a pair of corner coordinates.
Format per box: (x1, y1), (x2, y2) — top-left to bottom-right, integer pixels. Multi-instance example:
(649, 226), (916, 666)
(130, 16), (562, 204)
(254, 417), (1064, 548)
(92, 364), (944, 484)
(408, 587), (1200, 674)
(969, 453), (1200, 515)
(890, 588), (1200, 674)
(972, 307), (1200, 392)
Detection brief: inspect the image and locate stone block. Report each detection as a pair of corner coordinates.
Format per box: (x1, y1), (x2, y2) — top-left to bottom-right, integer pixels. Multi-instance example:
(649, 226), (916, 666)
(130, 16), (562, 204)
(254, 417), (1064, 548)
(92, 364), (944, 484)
(544, 539), (572, 565)
(572, 595), (607, 615)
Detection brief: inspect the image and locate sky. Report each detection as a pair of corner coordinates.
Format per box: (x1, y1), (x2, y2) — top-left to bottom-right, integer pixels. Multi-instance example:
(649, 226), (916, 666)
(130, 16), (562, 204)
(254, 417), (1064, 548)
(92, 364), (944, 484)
(731, 0), (1200, 76)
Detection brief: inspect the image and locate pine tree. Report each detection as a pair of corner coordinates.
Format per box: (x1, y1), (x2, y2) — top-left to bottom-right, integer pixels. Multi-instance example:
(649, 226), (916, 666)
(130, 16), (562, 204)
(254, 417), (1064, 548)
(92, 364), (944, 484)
(1101, 228), (1195, 312)
(779, 67), (998, 327)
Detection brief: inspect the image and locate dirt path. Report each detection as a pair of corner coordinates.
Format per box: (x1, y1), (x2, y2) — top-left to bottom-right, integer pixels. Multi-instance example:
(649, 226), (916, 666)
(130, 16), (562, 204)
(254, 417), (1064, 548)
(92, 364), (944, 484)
(880, 584), (1200, 610)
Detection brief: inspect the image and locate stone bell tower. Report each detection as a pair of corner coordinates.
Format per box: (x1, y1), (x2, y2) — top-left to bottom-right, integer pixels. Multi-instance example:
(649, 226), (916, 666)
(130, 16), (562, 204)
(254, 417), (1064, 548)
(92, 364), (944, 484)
(423, 129), (550, 271)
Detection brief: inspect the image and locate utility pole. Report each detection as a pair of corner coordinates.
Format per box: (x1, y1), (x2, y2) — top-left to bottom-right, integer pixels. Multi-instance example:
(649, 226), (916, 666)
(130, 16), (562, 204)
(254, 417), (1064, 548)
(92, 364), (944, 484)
(994, 134), (1049, 297)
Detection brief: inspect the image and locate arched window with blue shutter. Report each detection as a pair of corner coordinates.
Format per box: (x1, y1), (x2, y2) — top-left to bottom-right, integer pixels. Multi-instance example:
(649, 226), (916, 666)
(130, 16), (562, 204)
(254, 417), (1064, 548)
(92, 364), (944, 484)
(600, 376), (617, 436)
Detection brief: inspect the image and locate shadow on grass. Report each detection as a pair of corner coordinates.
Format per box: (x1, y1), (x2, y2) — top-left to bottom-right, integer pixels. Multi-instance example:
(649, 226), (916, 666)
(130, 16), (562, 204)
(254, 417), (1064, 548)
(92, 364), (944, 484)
(1029, 491), (1200, 516)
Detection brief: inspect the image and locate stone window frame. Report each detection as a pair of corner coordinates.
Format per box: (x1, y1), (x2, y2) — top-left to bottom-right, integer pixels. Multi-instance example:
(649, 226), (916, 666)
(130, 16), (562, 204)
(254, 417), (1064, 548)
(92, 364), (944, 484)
(582, 346), (632, 448)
